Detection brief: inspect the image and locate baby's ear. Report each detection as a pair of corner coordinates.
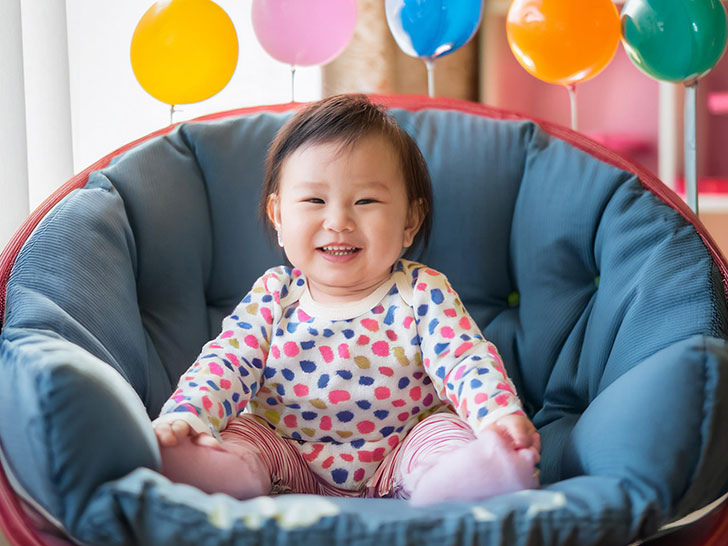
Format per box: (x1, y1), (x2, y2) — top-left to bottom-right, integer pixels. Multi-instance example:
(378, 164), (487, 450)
(403, 198), (425, 248)
(266, 193), (281, 227)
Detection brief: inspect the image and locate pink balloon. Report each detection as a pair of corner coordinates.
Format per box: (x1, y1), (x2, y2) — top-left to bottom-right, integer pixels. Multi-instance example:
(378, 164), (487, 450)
(251, 0), (357, 66)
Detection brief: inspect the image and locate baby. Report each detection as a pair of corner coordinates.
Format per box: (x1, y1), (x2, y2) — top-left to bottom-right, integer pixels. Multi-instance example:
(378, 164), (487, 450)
(153, 94), (540, 505)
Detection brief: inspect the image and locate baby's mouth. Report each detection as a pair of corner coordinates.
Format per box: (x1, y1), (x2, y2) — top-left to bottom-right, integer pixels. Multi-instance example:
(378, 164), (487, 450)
(318, 245), (361, 256)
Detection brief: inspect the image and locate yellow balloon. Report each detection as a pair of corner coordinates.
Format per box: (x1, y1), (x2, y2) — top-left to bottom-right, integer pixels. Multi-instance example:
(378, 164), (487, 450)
(130, 0), (238, 106)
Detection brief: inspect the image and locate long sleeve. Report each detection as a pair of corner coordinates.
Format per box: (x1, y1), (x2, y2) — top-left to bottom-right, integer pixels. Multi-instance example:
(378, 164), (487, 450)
(156, 267), (292, 435)
(407, 263), (523, 433)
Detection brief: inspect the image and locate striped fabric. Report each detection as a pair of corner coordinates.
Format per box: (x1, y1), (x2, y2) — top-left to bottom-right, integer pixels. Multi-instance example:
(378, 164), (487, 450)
(221, 411), (475, 498)
(367, 411), (476, 498)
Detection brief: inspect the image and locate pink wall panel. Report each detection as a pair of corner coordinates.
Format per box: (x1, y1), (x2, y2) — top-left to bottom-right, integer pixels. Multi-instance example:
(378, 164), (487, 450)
(494, 44), (660, 174)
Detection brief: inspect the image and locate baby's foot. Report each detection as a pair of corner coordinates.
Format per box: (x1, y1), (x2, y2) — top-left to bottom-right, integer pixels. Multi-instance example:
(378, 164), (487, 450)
(160, 434), (271, 499)
(404, 428), (537, 507)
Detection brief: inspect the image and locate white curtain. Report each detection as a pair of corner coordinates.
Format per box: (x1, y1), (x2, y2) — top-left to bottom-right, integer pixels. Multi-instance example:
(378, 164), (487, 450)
(21, 0), (75, 210)
(0, 0), (74, 249)
(0, 0), (31, 249)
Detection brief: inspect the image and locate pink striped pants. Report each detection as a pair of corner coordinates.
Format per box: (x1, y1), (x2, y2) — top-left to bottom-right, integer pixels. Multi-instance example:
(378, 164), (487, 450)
(221, 411), (477, 498)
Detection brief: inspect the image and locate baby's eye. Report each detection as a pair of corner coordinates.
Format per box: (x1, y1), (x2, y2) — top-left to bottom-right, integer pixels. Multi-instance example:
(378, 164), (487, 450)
(355, 199), (377, 205)
(305, 198), (325, 204)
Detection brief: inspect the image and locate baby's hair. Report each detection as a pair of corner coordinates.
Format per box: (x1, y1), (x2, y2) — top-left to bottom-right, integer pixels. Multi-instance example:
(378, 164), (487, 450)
(260, 94), (433, 259)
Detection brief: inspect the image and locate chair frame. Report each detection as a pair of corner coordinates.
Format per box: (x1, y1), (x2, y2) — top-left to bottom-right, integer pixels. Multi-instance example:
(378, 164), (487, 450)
(1, 95), (726, 545)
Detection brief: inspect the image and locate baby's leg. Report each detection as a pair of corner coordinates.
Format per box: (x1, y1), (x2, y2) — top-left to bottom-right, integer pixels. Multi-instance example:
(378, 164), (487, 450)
(159, 418), (271, 499)
(223, 415), (350, 495)
(376, 412), (537, 506)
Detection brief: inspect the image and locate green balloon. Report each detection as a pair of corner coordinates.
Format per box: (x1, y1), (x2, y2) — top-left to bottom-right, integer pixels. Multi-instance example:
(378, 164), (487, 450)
(621, 0), (728, 83)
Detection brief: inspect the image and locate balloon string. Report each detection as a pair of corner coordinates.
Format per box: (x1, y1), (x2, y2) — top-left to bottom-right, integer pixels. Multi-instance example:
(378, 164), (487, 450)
(425, 59), (435, 98)
(291, 65), (296, 103)
(170, 105), (175, 126)
(684, 82), (698, 215)
(567, 84), (578, 131)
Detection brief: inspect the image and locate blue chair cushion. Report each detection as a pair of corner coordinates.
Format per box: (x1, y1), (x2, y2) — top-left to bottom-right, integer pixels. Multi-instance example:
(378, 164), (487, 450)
(2, 103), (727, 545)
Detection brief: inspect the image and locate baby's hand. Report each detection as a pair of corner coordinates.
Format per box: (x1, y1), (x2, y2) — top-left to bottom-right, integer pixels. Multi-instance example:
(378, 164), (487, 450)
(155, 419), (193, 447)
(154, 419), (219, 449)
(485, 413), (541, 463)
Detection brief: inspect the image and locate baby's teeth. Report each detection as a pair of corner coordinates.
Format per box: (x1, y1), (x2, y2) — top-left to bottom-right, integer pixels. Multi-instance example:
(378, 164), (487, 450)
(323, 246), (355, 255)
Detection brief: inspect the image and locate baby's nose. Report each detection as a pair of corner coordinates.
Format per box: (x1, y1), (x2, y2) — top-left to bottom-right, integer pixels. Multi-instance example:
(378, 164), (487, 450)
(323, 206), (355, 232)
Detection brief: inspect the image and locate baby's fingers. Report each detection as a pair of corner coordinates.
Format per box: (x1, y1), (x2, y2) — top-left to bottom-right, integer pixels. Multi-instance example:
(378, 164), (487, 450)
(154, 422), (179, 447)
(170, 420), (192, 441)
(508, 427), (532, 450)
(155, 420), (193, 447)
(531, 431), (542, 454)
(501, 422), (530, 448)
(517, 432), (541, 465)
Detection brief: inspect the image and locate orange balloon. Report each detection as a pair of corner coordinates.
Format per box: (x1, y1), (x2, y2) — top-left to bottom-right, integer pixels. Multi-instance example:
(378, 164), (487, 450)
(506, 0), (620, 86)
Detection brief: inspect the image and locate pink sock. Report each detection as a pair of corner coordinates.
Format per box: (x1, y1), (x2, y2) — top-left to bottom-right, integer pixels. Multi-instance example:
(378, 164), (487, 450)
(404, 428), (538, 506)
(160, 435), (271, 499)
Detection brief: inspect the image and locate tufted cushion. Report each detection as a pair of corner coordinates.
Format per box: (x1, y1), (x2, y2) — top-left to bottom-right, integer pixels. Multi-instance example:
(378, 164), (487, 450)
(1, 99), (728, 545)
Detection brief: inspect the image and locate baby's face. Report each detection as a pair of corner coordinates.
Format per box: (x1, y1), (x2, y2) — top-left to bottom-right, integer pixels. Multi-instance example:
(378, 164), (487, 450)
(268, 135), (421, 304)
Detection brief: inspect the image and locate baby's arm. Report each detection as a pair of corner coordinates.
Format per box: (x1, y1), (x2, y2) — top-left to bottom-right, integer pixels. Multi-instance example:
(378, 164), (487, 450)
(154, 268), (288, 438)
(409, 264), (539, 452)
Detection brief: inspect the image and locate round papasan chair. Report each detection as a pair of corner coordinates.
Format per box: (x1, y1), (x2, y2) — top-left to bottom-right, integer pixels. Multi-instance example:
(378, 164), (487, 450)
(1, 95), (728, 545)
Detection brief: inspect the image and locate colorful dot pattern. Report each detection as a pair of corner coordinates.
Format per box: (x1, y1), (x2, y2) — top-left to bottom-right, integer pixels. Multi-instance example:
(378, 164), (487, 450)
(160, 259), (522, 491)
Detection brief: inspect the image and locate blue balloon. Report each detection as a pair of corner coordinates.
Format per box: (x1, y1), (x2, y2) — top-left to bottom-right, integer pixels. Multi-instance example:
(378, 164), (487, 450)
(385, 0), (484, 60)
